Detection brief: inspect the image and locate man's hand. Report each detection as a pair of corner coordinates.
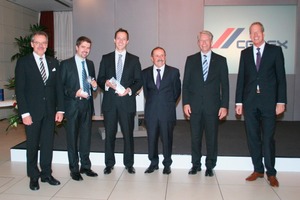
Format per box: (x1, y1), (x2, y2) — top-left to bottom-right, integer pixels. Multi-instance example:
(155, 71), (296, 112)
(105, 80), (116, 90)
(90, 79), (98, 88)
(218, 108), (228, 120)
(183, 104), (191, 119)
(276, 104), (285, 115)
(117, 88), (131, 96)
(22, 115), (33, 125)
(235, 105), (243, 115)
(55, 112), (64, 122)
(76, 89), (89, 99)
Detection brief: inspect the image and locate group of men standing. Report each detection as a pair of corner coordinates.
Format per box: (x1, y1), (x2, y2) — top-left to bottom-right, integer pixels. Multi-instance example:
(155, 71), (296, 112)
(15, 21), (286, 191)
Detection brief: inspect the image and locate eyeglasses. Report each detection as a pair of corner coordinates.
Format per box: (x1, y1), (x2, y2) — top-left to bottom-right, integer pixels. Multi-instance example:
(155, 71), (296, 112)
(33, 41), (48, 46)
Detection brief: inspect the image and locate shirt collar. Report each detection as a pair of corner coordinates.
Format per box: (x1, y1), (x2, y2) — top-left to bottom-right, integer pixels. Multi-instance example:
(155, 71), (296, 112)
(115, 50), (126, 57)
(201, 50), (212, 58)
(33, 52), (45, 60)
(253, 42), (266, 53)
(75, 54), (85, 62)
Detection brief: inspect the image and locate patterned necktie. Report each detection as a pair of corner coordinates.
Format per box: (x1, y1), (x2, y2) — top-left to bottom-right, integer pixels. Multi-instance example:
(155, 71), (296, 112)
(256, 48), (261, 71)
(82, 61), (89, 94)
(156, 69), (161, 89)
(202, 55), (208, 81)
(116, 54), (123, 82)
(39, 57), (47, 84)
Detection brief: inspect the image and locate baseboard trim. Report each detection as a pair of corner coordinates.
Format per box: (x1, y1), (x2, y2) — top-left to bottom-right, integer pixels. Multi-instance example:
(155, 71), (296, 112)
(10, 149), (300, 172)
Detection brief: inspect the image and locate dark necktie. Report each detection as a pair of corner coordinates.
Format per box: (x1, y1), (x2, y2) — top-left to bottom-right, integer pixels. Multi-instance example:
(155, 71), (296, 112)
(256, 48), (261, 71)
(156, 69), (161, 89)
(39, 57), (47, 84)
(82, 61), (89, 94)
(202, 55), (208, 81)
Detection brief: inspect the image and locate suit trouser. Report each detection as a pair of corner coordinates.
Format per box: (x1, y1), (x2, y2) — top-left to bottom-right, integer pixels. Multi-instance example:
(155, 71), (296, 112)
(190, 111), (218, 169)
(103, 101), (135, 168)
(66, 100), (92, 173)
(25, 115), (55, 178)
(145, 119), (175, 167)
(244, 96), (277, 176)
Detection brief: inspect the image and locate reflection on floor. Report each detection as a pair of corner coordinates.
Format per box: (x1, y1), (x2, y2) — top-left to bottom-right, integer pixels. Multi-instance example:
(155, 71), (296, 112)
(1, 120), (300, 200)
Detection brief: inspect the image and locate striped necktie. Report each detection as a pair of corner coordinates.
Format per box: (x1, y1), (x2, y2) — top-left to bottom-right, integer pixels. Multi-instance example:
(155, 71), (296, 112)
(39, 57), (47, 84)
(82, 61), (89, 94)
(116, 54), (123, 82)
(202, 55), (208, 81)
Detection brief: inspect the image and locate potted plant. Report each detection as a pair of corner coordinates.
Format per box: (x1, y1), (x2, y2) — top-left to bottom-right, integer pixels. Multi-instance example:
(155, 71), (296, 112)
(5, 24), (55, 130)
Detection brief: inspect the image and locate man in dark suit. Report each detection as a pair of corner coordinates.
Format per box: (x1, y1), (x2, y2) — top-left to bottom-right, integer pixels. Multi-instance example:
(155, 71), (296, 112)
(60, 36), (98, 181)
(235, 22), (287, 187)
(182, 30), (229, 177)
(142, 47), (181, 175)
(15, 31), (64, 190)
(97, 28), (142, 174)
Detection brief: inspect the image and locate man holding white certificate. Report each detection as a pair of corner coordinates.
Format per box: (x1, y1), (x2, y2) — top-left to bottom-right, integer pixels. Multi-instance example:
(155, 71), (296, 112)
(97, 28), (143, 175)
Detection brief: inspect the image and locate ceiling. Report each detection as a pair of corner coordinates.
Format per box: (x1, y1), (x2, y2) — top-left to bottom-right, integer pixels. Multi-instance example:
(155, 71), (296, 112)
(7, 0), (73, 12)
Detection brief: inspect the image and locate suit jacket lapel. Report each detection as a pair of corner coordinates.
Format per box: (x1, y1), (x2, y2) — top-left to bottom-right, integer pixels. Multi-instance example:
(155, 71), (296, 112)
(250, 46), (257, 71)
(259, 43), (270, 71)
(149, 66), (156, 88)
(45, 56), (54, 83)
(29, 54), (45, 84)
(159, 65), (170, 89)
(205, 52), (216, 82)
(72, 57), (81, 88)
(121, 52), (129, 82)
(110, 53), (117, 80)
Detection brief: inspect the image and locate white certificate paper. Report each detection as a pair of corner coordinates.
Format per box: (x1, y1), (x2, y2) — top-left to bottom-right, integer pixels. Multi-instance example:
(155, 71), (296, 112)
(109, 77), (126, 94)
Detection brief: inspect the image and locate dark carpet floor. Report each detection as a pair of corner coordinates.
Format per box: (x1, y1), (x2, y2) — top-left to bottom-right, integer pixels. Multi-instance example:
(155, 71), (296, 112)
(12, 120), (300, 158)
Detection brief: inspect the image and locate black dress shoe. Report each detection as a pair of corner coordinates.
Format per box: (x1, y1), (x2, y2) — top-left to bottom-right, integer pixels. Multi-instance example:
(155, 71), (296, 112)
(188, 166), (201, 175)
(144, 165), (159, 173)
(41, 175), (60, 185)
(80, 168), (98, 177)
(29, 177), (39, 191)
(70, 172), (83, 181)
(205, 169), (214, 177)
(104, 166), (114, 174)
(163, 166), (171, 175)
(125, 166), (136, 174)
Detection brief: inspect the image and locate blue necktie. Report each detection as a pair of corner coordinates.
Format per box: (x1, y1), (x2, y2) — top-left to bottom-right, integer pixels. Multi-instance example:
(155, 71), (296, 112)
(202, 55), (208, 81)
(82, 61), (89, 94)
(156, 69), (161, 89)
(116, 54), (123, 82)
(256, 48), (261, 71)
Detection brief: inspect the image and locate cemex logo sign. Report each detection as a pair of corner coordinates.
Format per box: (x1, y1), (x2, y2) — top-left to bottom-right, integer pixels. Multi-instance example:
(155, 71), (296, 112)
(212, 28), (288, 49)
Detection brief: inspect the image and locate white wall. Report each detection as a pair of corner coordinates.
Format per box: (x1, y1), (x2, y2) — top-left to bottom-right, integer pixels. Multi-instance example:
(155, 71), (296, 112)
(0, 0), (38, 119)
(73, 0), (300, 121)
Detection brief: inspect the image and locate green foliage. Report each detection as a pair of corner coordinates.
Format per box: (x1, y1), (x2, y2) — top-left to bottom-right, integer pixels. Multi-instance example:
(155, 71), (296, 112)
(5, 24), (55, 132)
(10, 23), (54, 62)
(4, 77), (15, 90)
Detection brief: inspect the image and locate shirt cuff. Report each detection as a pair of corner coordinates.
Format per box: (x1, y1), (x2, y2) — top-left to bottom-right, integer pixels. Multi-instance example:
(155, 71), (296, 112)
(21, 113), (30, 118)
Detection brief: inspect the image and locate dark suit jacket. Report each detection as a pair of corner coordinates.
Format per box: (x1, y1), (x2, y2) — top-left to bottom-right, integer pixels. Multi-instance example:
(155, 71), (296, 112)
(182, 51), (229, 114)
(60, 56), (96, 116)
(142, 65), (181, 122)
(15, 53), (64, 120)
(235, 43), (287, 108)
(97, 51), (143, 113)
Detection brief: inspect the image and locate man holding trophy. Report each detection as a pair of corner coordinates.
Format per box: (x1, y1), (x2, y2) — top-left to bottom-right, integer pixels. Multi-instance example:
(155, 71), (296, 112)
(97, 28), (143, 174)
(60, 36), (98, 181)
